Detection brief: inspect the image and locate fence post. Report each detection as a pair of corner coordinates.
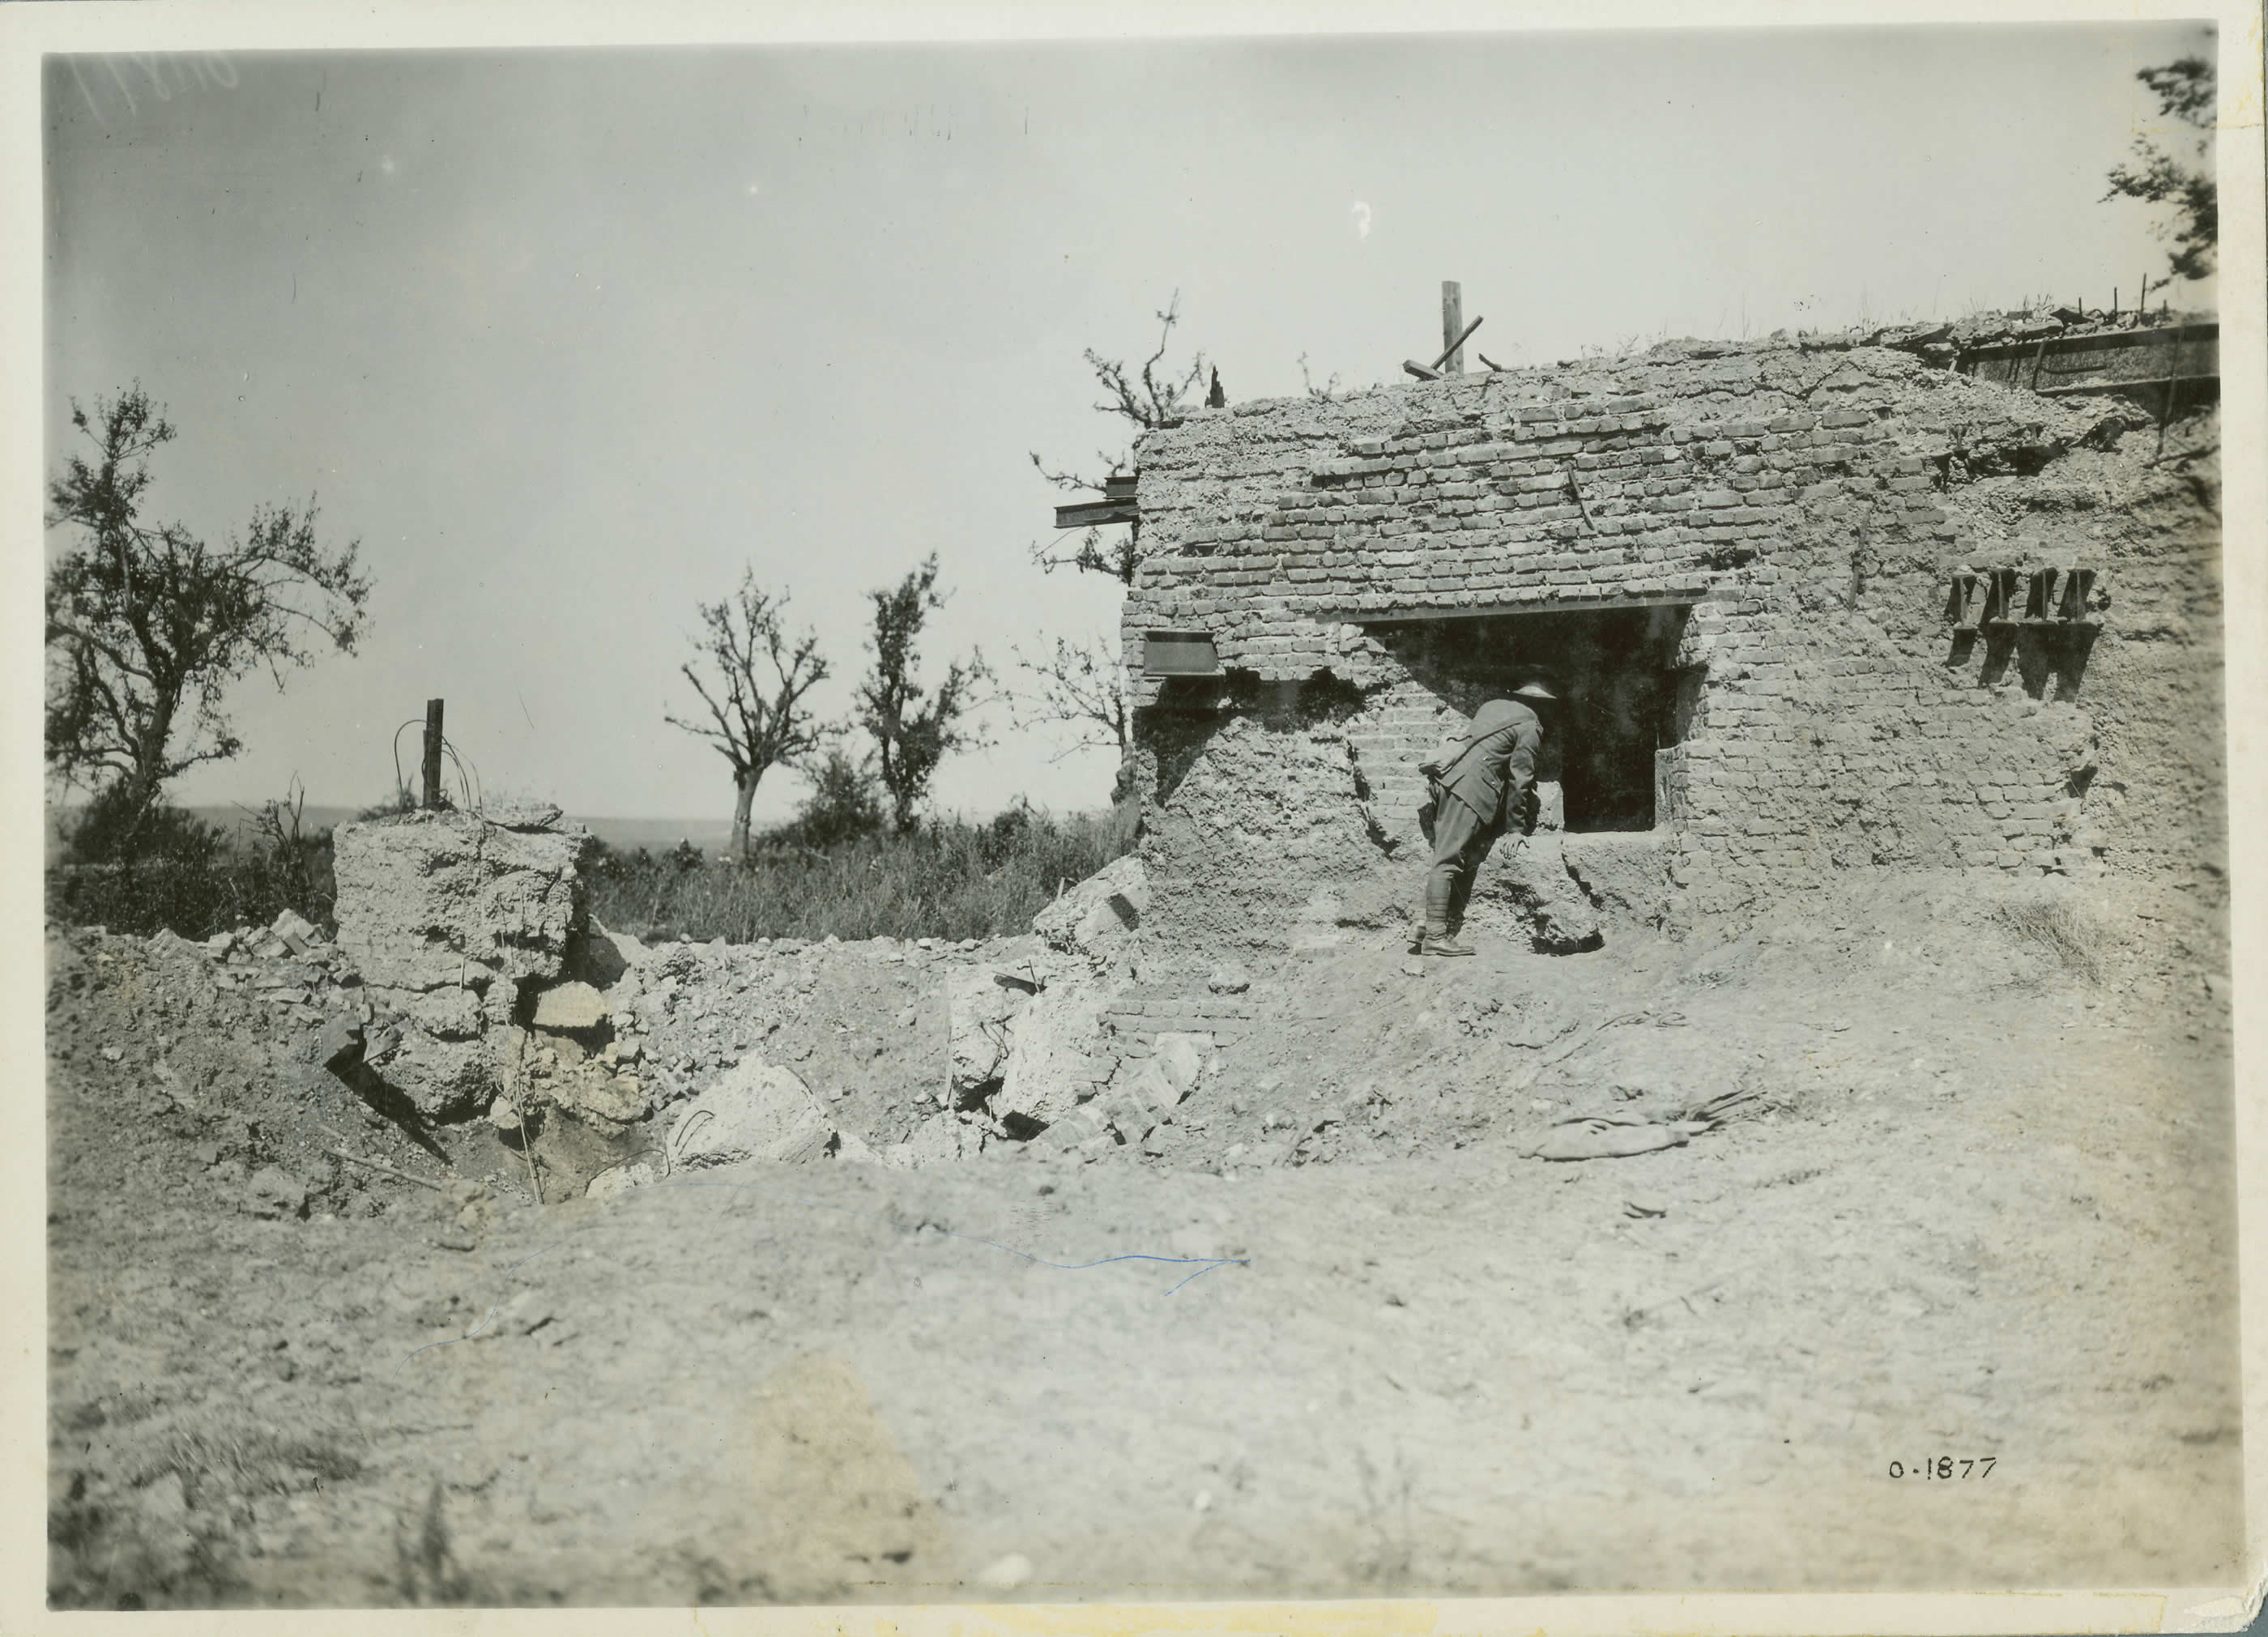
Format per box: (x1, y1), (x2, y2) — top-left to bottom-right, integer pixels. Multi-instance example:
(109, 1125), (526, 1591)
(1441, 280), (1465, 375)
(422, 699), (445, 809)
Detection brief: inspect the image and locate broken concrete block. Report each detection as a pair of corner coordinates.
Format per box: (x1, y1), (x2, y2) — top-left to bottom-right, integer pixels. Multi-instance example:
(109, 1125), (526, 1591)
(1562, 833), (1669, 925)
(572, 923), (638, 988)
(1151, 1033), (1213, 1099)
(315, 1017), (364, 1074)
(1124, 1055), (1182, 1112)
(551, 1066), (649, 1126)
(364, 983), (486, 1042)
(1477, 833), (1604, 953)
(271, 908), (320, 950)
(887, 1112), (984, 1168)
(370, 1027), (497, 1121)
(1032, 854), (1148, 959)
(947, 965), (1035, 1093)
(332, 808), (596, 1034)
(667, 1060), (833, 1167)
(1043, 1101), (1111, 1151)
(1205, 961), (1251, 995)
(992, 983), (1114, 1126)
(1097, 1086), (1159, 1145)
(531, 980), (608, 1032)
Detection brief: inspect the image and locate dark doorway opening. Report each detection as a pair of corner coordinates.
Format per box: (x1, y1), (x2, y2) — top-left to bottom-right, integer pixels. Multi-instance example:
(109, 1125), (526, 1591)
(1367, 603), (1694, 832)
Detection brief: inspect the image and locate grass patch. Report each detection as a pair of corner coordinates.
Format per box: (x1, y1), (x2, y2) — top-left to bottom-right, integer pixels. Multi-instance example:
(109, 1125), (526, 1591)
(1992, 892), (2115, 983)
(588, 803), (1139, 944)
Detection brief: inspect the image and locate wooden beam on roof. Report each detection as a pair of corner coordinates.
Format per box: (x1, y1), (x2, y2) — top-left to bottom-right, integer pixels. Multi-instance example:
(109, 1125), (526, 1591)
(1054, 497), (1140, 529)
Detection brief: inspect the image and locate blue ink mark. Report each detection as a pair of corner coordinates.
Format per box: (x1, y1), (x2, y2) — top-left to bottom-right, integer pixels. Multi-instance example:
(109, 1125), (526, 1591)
(927, 1228), (1247, 1291)
(397, 1172), (1247, 1371)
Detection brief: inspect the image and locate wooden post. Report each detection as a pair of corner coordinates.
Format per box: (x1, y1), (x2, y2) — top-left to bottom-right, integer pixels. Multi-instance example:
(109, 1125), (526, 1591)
(1441, 281), (1465, 375)
(422, 698), (445, 809)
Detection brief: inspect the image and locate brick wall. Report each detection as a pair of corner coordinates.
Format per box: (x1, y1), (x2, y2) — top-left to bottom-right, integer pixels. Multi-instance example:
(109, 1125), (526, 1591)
(1119, 337), (2223, 934)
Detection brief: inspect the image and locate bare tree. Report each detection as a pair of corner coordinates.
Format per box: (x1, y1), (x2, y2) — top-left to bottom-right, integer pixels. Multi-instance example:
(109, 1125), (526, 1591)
(1008, 633), (1132, 804)
(45, 385), (370, 849)
(665, 570), (829, 859)
(857, 554), (989, 832)
(1030, 292), (1209, 584)
(1008, 633), (1128, 753)
(2104, 53), (2217, 283)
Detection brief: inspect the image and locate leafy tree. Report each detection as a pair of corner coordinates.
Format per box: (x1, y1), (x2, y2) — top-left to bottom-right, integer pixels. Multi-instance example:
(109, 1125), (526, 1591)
(1030, 292), (1209, 584)
(45, 385), (370, 852)
(776, 748), (885, 850)
(855, 554), (989, 833)
(2104, 53), (2217, 282)
(665, 569), (829, 859)
(62, 782), (224, 868)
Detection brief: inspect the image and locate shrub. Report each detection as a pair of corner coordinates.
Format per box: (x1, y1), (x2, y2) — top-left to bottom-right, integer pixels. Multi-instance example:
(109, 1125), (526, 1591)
(770, 749), (885, 851)
(1992, 892), (2114, 983)
(47, 784), (338, 939)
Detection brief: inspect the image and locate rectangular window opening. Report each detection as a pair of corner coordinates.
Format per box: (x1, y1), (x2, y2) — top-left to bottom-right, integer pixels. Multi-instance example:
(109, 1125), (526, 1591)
(1365, 603), (1695, 833)
(1143, 631), (1221, 677)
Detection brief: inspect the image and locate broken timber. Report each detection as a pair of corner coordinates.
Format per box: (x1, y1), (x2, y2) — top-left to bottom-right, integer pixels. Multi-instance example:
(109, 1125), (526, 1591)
(1054, 471), (1139, 530)
(1957, 322), (2217, 399)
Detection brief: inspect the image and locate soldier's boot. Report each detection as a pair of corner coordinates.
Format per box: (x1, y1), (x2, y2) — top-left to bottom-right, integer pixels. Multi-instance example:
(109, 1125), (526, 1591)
(1422, 867), (1475, 955)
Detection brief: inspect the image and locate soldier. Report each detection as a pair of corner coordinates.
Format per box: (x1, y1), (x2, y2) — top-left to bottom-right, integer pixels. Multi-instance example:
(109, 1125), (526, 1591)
(1415, 680), (1555, 957)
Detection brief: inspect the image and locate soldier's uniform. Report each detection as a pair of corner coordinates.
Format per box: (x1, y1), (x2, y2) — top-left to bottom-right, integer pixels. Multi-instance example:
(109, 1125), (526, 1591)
(1418, 689), (1548, 956)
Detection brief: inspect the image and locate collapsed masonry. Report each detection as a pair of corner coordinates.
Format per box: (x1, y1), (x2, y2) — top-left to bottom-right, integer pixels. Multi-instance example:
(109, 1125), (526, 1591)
(1115, 322), (2224, 949)
(323, 808), (1196, 1184)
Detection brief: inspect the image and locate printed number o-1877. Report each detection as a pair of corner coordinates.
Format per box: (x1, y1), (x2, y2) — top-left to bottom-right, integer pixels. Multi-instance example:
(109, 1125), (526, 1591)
(1888, 1457), (1996, 1479)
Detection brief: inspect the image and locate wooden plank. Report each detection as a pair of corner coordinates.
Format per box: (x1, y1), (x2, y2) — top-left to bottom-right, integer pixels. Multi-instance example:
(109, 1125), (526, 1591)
(422, 698), (444, 810)
(2036, 376), (2216, 398)
(1104, 473), (1139, 498)
(1431, 315), (1485, 373)
(1958, 322), (2216, 363)
(1441, 281), (1466, 375)
(1960, 323), (2218, 394)
(1054, 498), (1139, 529)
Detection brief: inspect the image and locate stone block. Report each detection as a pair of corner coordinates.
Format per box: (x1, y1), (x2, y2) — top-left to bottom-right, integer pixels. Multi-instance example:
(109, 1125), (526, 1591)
(333, 809), (596, 1029)
(1032, 854), (1149, 961)
(667, 1060), (833, 1168)
(370, 1026), (498, 1121)
(1151, 1033), (1213, 1101)
(947, 965), (1036, 1093)
(993, 982), (1115, 1127)
(531, 980), (609, 1033)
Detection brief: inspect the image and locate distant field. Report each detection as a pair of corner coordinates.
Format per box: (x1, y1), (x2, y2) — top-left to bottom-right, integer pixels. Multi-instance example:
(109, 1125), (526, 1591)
(45, 805), (738, 861)
(53, 807), (1085, 859)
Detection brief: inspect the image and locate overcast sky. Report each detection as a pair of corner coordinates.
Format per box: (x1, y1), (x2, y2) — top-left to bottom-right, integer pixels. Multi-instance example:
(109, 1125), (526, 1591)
(43, 21), (2214, 825)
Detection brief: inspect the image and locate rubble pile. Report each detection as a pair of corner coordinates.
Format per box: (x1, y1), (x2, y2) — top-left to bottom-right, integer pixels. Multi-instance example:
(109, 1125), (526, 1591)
(43, 912), (472, 1225)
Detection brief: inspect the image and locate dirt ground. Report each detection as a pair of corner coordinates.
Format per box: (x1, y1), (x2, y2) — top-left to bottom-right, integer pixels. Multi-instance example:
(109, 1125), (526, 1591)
(45, 869), (2240, 1608)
